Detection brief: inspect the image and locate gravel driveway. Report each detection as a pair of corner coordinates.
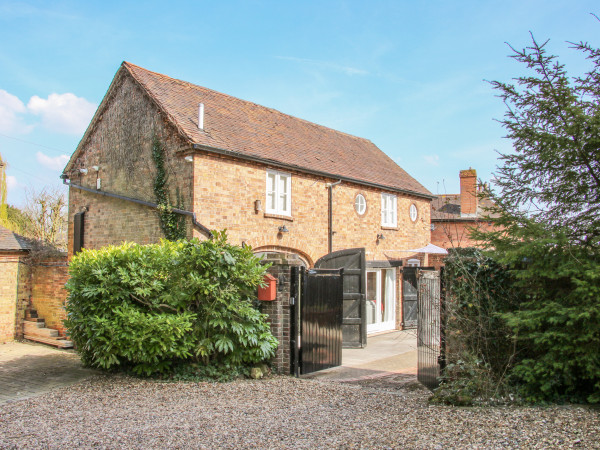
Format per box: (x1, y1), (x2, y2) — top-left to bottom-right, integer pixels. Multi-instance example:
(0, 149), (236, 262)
(0, 374), (598, 449)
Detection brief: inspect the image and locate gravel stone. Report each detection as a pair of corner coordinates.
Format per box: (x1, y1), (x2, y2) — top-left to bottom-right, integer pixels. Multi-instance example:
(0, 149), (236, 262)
(0, 374), (598, 449)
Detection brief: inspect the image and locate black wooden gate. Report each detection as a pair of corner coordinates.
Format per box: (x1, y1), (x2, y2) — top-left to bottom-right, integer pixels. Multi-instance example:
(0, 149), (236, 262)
(402, 267), (418, 329)
(314, 248), (366, 348)
(417, 269), (443, 390)
(291, 267), (344, 375)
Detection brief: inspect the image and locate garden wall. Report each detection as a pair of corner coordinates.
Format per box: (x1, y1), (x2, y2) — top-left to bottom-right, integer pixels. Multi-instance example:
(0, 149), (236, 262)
(0, 252), (69, 342)
(259, 252), (305, 374)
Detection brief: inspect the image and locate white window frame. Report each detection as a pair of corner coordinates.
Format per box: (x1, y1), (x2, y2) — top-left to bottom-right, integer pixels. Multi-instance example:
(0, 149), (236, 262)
(381, 193), (397, 227)
(265, 170), (292, 216)
(366, 269), (397, 334)
(355, 193), (366, 215)
(409, 203), (418, 222)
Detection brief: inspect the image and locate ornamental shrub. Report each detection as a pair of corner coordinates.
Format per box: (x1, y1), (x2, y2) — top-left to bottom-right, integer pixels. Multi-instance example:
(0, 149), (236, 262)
(64, 231), (278, 376)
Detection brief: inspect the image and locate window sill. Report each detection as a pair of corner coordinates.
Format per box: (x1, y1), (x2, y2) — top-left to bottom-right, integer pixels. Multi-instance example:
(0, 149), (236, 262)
(264, 213), (294, 222)
(381, 226), (398, 231)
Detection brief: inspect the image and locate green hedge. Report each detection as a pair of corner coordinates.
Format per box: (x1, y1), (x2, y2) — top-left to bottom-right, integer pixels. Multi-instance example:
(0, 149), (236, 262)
(435, 246), (600, 405)
(64, 231), (278, 376)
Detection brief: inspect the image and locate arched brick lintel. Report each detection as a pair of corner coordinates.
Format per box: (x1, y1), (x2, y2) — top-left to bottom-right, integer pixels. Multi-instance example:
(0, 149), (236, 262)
(252, 245), (313, 268)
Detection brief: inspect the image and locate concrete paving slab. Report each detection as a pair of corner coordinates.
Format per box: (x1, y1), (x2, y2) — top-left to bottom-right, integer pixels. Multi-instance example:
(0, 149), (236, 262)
(0, 341), (97, 405)
(302, 329), (418, 382)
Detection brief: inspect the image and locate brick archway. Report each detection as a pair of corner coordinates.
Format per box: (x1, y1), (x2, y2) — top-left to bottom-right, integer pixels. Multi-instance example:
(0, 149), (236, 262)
(252, 245), (313, 268)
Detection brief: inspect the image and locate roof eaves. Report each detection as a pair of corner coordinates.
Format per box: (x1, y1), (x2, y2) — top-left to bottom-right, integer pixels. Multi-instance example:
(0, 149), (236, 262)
(193, 143), (435, 200)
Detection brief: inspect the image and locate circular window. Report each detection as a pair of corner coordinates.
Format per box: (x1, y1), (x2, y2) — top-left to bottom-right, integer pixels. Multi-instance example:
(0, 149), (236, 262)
(355, 194), (366, 215)
(409, 203), (418, 222)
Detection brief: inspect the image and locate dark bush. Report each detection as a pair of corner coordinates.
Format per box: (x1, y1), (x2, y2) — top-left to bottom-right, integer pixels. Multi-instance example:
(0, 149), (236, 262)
(432, 247), (521, 405)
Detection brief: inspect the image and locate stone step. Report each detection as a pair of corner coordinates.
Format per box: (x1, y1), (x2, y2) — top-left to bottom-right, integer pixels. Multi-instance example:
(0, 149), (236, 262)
(24, 322), (58, 337)
(24, 334), (74, 349)
(26, 317), (45, 323)
(24, 320), (45, 329)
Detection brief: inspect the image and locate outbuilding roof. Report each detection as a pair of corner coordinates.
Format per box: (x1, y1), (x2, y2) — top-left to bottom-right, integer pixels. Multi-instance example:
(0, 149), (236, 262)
(0, 225), (31, 252)
(67, 62), (432, 199)
(431, 194), (499, 221)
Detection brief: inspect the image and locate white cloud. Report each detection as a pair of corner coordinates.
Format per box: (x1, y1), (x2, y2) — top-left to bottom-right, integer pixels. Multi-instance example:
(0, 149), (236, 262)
(36, 151), (70, 171)
(6, 175), (18, 192)
(0, 89), (33, 134)
(424, 154), (440, 166)
(28, 93), (96, 135)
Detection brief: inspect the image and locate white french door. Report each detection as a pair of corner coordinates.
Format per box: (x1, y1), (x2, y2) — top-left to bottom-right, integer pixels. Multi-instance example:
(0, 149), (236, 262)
(366, 269), (396, 334)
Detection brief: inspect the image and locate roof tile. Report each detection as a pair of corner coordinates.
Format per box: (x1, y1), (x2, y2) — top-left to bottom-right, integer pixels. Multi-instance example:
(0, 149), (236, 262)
(122, 62), (431, 197)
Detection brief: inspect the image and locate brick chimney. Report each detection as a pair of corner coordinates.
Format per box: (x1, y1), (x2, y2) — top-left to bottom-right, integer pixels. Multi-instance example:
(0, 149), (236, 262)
(459, 168), (477, 217)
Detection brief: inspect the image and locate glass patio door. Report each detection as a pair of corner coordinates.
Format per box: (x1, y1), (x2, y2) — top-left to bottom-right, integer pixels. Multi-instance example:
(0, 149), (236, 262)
(366, 269), (396, 334)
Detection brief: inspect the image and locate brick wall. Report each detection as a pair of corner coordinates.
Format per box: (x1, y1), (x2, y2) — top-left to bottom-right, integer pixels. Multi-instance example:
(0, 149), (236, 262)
(66, 72), (194, 257)
(15, 258), (31, 339)
(0, 252), (70, 342)
(431, 220), (494, 250)
(192, 152), (431, 266)
(0, 253), (25, 342)
(258, 253), (305, 374)
(31, 257), (69, 336)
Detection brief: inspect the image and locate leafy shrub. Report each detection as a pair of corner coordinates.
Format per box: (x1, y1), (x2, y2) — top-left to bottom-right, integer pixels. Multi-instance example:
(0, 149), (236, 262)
(65, 231), (278, 376)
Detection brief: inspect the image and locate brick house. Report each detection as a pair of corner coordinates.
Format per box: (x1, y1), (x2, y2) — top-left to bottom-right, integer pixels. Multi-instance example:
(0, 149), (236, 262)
(430, 168), (497, 267)
(62, 62), (434, 339)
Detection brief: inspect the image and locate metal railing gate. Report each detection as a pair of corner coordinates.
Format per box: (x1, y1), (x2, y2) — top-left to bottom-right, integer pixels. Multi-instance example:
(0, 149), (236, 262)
(417, 268), (444, 390)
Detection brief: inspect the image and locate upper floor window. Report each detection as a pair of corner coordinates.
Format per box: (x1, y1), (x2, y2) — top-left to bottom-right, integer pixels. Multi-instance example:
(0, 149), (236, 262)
(381, 193), (397, 227)
(355, 193), (366, 215)
(266, 170), (291, 216)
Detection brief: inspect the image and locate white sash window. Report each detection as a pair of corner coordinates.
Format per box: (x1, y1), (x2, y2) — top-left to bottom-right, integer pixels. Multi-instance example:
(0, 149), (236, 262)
(266, 170), (291, 216)
(381, 193), (397, 227)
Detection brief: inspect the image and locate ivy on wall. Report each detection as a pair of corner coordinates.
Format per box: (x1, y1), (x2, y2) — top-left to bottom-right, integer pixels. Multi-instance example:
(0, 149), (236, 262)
(151, 136), (186, 241)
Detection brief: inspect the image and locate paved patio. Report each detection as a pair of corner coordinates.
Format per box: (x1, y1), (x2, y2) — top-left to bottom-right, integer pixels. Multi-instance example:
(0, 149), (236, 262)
(0, 341), (97, 405)
(302, 329), (418, 381)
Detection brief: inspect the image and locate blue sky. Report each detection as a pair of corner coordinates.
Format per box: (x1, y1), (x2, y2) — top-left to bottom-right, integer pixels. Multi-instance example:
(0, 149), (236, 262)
(0, 0), (598, 207)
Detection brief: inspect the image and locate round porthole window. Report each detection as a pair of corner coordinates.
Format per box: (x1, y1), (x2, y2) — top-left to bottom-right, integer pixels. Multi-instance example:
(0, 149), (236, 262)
(355, 194), (366, 215)
(409, 203), (418, 222)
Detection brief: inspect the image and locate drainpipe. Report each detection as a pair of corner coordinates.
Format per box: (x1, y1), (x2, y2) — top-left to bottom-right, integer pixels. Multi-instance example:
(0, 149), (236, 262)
(326, 179), (342, 253)
(61, 175), (213, 239)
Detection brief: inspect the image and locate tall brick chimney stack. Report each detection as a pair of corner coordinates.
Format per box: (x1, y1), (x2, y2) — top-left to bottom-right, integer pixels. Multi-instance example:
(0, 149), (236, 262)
(459, 168), (477, 217)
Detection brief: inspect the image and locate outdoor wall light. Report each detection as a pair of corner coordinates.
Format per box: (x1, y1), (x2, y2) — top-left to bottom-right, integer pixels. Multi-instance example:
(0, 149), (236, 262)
(278, 225), (289, 233)
(376, 233), (385, 241)
(184, 155), (194, 162)
(79, 168), (88, 174)
(254, 199), (262, 213)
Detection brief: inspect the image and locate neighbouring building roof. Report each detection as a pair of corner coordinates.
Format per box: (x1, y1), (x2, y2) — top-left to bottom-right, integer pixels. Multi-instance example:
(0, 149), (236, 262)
(431, 194), (499, 221)
(0, 225), (31, 252)
(67, 62), (432, 199)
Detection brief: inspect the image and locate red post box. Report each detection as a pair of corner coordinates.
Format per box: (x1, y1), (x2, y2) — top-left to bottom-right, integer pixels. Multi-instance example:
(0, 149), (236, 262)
(258, 274), (277, 301)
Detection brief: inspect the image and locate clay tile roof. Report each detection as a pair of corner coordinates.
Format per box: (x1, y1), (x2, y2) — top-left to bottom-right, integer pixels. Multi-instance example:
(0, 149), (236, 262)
(122, 62), (432, 198)
(0, 225), (31, 251)
(431, 195), (499, 221)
